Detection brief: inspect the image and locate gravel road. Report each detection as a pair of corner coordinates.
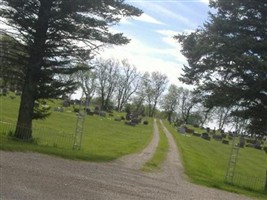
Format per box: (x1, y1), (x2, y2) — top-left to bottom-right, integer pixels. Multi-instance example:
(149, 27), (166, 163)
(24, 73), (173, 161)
(0, 119), (254, 200)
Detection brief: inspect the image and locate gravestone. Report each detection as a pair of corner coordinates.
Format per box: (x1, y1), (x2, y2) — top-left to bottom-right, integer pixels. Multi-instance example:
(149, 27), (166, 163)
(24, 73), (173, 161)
(178, 127), (186, 134)
(222, 140), (229, 145)
(238, 136), (245, 148)
(193, 132), (201, 137)
(213, 134), (222, 141)
(99, 111), (106, 117)
(201, 132), (211, 141)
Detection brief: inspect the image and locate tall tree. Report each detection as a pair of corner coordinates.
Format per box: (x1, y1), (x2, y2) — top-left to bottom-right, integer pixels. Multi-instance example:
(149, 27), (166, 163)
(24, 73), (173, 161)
(161, 84), (182, 124)
(76, 69), (97, 109)
(115, 59), (139, 112)
(141, 72), (168, 117)
(176, 0), (267, 135)
(95, 58), (119, 111)
(150, 72), (168, 117)
(179, 88), (197, 124)
(215, 106), (232, 130)
(131, 73), (148, 115)
(0, 0), (142, 139)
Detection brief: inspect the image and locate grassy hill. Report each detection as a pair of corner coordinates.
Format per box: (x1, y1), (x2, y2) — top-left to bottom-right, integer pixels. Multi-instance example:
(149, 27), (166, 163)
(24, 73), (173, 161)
(163, 121), (267, 199)
(0, 93), (153, 161)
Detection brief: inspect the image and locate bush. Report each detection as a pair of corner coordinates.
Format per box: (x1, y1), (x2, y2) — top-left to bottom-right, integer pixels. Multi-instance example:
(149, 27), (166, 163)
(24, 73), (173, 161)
(263, 146), (267, 154)
(143, 120), (149, 125)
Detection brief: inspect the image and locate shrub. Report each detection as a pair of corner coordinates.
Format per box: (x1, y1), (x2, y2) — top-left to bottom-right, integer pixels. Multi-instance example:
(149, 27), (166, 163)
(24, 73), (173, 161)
(143, 120), (148, 125)
(222, 140), (229, 145)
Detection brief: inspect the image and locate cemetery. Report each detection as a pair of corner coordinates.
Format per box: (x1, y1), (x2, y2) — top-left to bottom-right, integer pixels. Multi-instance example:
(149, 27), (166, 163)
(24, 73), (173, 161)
(0, 1), (266, 199)
(175, 123), (267, 153)
(1, 91), (267, 199)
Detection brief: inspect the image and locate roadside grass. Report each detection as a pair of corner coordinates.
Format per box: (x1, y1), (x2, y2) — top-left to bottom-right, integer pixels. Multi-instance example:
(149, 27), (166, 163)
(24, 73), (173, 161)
(142, 119), (169, 172)
(163, 121), (267, 200)
(0, 94), (153, 162)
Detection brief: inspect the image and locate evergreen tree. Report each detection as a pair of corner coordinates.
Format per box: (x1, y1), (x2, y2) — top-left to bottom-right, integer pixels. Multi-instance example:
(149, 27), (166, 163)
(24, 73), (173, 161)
(176, 0), (267, 135)
(0, 0), (142, 139)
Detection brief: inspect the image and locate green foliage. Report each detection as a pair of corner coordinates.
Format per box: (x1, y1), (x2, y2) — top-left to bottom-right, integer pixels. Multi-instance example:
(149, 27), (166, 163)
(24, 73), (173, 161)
(0, 0), (142, 139)
(176, 0), (267, 135)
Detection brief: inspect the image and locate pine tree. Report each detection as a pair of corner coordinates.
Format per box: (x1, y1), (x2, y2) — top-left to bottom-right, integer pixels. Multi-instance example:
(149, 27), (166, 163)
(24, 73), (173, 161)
(0, 0), (142, 139)
(176, 0), (267, 135)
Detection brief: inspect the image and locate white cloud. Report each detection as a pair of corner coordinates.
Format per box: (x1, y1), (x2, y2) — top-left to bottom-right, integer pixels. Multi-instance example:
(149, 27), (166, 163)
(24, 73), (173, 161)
(134, 2), (196, 27)
(200, 0), (209, 5)
(128, 13), (164, 25)
(156, 29), (179, 37)
(156, 29), (187, 63)
(100, 37), (187, 87)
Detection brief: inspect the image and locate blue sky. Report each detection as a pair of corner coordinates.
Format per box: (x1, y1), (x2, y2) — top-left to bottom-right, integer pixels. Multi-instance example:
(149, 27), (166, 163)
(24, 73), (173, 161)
(102, 0), (211, 87)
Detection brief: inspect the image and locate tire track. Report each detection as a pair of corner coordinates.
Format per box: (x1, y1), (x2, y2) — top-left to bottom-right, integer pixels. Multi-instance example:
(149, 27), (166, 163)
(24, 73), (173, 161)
(116, 119), (160, 170)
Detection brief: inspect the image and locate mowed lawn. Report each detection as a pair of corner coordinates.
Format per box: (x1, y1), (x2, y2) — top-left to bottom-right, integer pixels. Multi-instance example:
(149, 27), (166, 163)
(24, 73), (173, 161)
(163, 121), (267, 199)
(0, 94), (153, 161)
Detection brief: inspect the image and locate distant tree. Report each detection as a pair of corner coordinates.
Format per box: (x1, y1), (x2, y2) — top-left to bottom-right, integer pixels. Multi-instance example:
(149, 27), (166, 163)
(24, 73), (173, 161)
(131, 73), (147, 115)
(215, 107), (232, 130)
(95, 58), (119, 111)
(139, 72), (152, 116)
(143, 72), (168, 117)
(0, 0), (142, 139)
(191, 90), (214, 127)
(0, 34), (26, 91)
(161, 84), (182, 124)
(179, 88), (198, 124)
(77, 70), (97, 108)
(115, 59), (139, 112)
(176, 0), (267, 135)
(187, 112), (203, 126)
(150, 72), (168, 117)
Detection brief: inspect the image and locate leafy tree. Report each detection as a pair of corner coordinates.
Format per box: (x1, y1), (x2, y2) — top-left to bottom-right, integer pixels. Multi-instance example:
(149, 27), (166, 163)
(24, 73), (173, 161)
(161, 84), (182, 124)
(131, 73), (147, 115)
(143, 72), (168, 117)
(75, 65), (97, 109)
(115, 59), (139, 112)
(215, 106), (232, 130)
(187, 112), (203, 126)
(0, 0), (142, 139)
(176, 0), (267, 135)
(179, 88), (198, 124)
(95, 58), (119, 111)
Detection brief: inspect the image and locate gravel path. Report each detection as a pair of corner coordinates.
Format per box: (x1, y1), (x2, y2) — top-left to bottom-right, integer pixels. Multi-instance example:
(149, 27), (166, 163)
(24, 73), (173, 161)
(115, 119), (160, 170)
(0, 119), (254, 200)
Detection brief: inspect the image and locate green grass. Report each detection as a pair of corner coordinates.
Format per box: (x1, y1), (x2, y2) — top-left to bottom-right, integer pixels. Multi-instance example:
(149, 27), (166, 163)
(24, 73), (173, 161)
(142, 119), (169, 172)
(0, 94), (153, 162)
(163, 121), (267, 199)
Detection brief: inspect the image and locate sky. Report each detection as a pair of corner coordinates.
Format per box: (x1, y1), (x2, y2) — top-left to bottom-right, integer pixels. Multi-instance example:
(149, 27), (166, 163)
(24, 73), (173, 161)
(101, 0), (211, 88)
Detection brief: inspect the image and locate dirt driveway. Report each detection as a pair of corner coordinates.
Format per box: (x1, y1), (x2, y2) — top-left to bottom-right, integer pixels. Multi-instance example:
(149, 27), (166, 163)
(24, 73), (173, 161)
(0, 120), (253, 200)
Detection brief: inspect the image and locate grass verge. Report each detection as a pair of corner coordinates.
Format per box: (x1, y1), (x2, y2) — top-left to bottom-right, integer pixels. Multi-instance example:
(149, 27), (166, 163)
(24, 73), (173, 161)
(162, 121), (267, 200)
(142, 119), (169, 172)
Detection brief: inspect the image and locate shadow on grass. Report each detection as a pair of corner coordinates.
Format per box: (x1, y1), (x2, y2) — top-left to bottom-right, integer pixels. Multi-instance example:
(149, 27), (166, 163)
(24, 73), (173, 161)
(0, 133), (118, 163)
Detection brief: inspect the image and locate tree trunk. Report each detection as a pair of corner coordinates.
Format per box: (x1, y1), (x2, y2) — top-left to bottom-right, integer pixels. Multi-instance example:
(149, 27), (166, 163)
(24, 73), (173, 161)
(14, 0), (52, 139)
(14, 78), (34, 139)
(167, 111), (172, 124)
